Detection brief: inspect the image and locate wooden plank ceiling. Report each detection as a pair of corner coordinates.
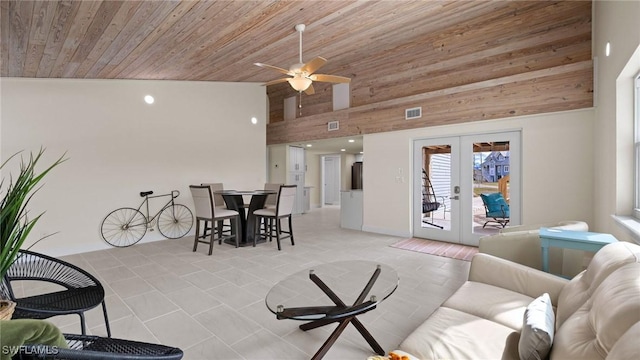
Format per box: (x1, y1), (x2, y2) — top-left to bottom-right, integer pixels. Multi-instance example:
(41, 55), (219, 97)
(1, 1), (593, 145)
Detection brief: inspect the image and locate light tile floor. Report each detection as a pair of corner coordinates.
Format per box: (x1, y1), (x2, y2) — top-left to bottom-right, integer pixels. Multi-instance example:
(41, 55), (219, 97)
(45, 206), (470, 359)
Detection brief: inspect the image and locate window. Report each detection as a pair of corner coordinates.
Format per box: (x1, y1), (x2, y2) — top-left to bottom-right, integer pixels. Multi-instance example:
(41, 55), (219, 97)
(634, 73), (640, 219)
(504, 165), (510, 173)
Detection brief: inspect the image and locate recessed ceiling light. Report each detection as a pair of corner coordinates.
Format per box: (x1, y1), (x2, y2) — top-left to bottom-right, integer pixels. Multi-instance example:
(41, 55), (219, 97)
(306, 144), (312, 147)
(348, 139), (355, 143)
(360, 151), (363, 154)
(341, 149), (346, 152)
(144, 95), (154, 104)
(251, 117), (258, 124)
(605, 42), (611, 57)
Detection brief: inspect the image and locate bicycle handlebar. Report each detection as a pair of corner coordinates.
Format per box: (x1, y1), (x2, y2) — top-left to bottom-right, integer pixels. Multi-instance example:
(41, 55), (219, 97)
(172, 190), (180, 198)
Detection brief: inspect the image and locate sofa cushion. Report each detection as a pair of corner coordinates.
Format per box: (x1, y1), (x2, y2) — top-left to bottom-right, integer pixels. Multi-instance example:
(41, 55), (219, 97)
(606, 322), (640, 359)
(443, 281), (534, 330)
(552, 262), (640, 359)
(556, 241), (640, 327)
(399, 307), (519, 360)
(518, 293), (554, 360)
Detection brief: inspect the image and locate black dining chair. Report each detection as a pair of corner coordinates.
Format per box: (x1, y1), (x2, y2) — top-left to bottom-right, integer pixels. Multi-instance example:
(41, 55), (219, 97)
(14, 333), (183, 360)
(253, 185), (297, 250)
(189, 185), (240, 254)
(201, 182), (232, 236)
(1, 250), (111, 337)
(263, 183), (283, 210)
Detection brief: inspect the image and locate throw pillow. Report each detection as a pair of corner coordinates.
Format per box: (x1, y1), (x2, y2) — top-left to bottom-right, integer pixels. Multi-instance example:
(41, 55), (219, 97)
(518, 293), (555, 360)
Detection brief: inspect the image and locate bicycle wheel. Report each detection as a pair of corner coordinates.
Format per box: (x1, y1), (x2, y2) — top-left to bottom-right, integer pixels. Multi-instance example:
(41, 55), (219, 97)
(101, 207), (147, 247)
(158, 204), (193, 239)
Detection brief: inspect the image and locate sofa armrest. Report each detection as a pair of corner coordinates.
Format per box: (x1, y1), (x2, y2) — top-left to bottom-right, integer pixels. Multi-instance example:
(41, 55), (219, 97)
(479, 230), (542, 270)
(469, 253), (569, 304)
(500, 220), (588, 233)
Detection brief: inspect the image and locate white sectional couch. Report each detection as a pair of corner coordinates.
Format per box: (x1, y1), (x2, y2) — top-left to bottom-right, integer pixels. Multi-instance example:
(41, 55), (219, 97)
(396, 241), (640, 360)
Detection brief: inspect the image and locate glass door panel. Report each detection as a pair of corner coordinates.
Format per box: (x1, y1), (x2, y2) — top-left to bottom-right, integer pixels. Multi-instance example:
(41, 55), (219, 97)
(413, 137), (460, 243)
(461, 132), (520, 245)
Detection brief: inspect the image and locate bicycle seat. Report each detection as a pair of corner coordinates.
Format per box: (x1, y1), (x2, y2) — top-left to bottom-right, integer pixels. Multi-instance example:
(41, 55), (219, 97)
(140, 191), (153, 197)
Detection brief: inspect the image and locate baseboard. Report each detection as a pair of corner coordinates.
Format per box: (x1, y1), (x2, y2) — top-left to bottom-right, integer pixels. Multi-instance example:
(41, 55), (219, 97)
(361, 225), (411, 238)
(32, 231), (195, 258)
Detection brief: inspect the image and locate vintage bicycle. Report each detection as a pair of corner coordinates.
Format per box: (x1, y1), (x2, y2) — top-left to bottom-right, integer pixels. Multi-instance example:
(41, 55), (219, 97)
(100, 190), (193, 247)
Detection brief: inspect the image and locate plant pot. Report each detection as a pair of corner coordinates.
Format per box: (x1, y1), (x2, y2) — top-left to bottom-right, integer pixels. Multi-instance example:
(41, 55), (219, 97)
(0, 299), (16, 320)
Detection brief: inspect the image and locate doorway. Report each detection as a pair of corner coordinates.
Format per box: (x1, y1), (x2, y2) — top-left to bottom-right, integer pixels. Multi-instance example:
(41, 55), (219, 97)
(413, 131), (521, 246)
(322, 155), (341, 206)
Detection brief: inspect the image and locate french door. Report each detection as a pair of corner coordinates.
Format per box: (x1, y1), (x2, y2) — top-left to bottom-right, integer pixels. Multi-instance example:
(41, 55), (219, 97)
(413, 131), (521, 246)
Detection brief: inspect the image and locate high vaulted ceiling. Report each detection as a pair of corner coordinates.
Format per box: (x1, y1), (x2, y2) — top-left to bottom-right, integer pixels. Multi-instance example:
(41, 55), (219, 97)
(2, 1), (593, 148)
(1, 1), (547, 83)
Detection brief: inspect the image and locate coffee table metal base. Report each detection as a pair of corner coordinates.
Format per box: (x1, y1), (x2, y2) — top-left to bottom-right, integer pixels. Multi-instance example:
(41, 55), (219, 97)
(276, 266), (385, 360)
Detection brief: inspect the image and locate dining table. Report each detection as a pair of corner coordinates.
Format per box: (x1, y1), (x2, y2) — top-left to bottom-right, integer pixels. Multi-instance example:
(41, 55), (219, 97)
(214, 190), (276, 247)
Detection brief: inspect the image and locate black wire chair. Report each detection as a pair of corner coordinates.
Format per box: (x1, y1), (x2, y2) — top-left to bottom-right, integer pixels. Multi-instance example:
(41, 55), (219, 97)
(0, 250), (111, 337)
(14, 334), (183, 360)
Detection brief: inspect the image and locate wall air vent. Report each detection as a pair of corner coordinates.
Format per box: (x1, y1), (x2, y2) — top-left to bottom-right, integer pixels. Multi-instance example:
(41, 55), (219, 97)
(328, 121), (339, 131)
(405, 107), (422, 120)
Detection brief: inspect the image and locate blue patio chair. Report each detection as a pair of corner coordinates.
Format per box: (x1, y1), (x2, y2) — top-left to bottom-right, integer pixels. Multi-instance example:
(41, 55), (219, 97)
(480, 192), (510, 228)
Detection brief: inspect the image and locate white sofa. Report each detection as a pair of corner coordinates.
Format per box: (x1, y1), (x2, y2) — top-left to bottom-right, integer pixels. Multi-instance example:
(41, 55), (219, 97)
(479, 220), (588, 273)
(396, 241), (640, 360)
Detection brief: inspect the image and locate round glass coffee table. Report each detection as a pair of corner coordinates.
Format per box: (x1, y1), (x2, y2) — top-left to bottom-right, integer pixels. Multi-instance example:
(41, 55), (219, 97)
(266, 260), (399, 360)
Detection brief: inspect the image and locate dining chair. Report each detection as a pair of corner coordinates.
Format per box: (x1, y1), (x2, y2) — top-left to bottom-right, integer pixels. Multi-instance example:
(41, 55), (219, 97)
(189, 185), (240, 254)
(263, 183), (283, 210)
(201, 183), (225, 210)
(253, 185), (296, 250)
(1, 250), (111, 337)
(202, 182), (231, 235)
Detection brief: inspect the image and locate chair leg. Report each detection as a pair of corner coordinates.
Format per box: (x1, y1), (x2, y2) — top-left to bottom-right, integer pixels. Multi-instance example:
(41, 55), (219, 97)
(234, 217), (240, 248)
(275, 217), (282, 251)
(253, 216), (259, 247)
(217, 221), (225, 245)
(208, 222), (215, 255)
(193, 220), (200, 252)
(79, 312), (87, 335)
(262, 218), (268, 237)
(101, 300), (111, 337)
(264, 218), (273, 242)
(289, 215), (295, 246)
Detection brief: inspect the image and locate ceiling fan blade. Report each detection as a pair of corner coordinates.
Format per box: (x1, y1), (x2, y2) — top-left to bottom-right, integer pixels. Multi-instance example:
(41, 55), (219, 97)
(304, 84), (315, 95)
(310, 74), (351, 83)
(254, 63), (292, 75)
(263, 78), (291, 86)
(301, 56), (327, 74)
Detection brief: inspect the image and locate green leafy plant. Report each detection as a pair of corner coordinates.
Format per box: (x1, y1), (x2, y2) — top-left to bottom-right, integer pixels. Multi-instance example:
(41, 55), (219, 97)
(0, 149), (66, 277)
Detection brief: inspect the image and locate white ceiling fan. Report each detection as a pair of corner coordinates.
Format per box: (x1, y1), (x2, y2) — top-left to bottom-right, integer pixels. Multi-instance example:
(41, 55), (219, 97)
(254, 24), (351, 95)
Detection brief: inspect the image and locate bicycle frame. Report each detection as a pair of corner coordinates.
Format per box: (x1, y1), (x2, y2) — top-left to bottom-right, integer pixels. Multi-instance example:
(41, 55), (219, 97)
(129, 190), (180, 228)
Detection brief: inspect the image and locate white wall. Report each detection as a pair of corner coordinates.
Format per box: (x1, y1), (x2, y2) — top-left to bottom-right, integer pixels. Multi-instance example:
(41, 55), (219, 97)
(593, 0), (640, 241)
(268, 144), (287, 184)
(1, 78), (266, 256)
(362, 109), (595, 237)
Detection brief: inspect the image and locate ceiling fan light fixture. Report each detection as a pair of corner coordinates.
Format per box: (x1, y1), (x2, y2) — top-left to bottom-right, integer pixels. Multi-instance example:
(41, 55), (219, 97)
(288, 75), (312, 92)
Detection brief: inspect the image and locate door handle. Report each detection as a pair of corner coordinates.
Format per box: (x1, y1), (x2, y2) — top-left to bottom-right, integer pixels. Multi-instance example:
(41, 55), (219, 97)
(449, 196), (459, 200)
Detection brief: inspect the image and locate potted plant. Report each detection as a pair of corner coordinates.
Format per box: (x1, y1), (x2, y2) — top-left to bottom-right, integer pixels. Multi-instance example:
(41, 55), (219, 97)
(0, 148), (66, 319)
